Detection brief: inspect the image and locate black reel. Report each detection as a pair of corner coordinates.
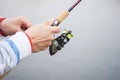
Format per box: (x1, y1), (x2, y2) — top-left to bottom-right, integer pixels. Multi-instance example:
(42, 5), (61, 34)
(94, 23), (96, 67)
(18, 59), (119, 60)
(49, 30), (73, 55)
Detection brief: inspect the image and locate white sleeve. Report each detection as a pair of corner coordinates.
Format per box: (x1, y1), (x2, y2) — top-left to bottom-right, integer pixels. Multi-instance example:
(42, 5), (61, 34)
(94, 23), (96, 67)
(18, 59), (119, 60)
(0, 32), (32, 76)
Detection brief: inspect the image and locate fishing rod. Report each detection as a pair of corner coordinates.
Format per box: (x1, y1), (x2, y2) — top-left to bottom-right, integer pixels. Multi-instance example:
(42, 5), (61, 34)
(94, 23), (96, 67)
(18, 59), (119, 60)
(49, 0), (82, 55)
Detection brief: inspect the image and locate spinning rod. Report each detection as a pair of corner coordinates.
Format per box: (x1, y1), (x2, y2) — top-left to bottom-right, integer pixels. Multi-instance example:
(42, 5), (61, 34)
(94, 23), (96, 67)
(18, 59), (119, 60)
(49, 0), (82, 55)
(51, 0), (82, 26)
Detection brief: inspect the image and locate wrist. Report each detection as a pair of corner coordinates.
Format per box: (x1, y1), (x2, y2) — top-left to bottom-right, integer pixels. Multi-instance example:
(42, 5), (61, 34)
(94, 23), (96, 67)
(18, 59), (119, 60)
(24, 32), (33, 52)
(9, 32), (32, 60)
(0, 17), (7, 36)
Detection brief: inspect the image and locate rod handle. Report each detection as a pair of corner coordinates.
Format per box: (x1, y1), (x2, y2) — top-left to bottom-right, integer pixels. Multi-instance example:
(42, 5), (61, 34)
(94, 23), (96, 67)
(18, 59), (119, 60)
(56, 10), (69, 23)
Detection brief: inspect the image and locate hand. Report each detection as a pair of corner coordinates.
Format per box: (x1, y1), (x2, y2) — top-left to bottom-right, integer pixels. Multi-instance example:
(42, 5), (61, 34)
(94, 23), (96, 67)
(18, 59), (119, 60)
(0, 16), (31, 35)
(25, 19), (60, 53)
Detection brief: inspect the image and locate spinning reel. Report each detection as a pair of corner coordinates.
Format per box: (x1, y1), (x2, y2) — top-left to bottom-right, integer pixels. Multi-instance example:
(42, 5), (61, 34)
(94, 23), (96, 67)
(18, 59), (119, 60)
(49, 29), (73, 55)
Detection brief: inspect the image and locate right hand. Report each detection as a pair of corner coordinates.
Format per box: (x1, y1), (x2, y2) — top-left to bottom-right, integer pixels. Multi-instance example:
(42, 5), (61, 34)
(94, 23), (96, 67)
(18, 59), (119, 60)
(25, 19), (60, 53)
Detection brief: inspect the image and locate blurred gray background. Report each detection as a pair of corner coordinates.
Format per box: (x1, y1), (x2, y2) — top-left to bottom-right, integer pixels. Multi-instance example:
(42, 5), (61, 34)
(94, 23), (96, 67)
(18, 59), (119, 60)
(0, 0), (120, 80)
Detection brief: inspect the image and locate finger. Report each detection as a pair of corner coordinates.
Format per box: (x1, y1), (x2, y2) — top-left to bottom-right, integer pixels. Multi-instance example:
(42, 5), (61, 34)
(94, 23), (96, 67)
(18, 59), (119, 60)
(50, 27), (60, 33)
(38, 42), (52, 50)
(41, 46), (48, 51)
(20, 16), (32, 28)
(51, 34), (55, 40)
(44, 18), (55, 26)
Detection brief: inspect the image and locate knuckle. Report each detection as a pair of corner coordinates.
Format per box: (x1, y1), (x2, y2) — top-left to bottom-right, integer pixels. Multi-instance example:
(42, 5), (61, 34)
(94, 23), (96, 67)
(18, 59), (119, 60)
(20, 16), (25, 19)
(48, 35), (54, 41)
(49, 42), (52, 46)
(51, 34), (55, 40)
(42, 47), (47, 50)
(47, 42), (52, 46)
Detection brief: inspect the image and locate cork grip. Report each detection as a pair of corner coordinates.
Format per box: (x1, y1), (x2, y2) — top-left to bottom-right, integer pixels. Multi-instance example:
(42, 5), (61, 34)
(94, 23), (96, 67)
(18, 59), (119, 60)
(56, 10), (69, 23)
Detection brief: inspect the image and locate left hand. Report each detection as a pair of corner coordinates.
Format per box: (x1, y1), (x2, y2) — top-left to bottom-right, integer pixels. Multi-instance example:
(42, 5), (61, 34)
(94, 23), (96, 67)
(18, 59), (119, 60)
(0, 16), (32, 35)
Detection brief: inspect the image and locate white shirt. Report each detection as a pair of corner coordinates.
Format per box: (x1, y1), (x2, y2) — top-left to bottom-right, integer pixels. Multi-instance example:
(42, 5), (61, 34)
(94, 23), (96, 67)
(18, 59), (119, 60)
(0, 32), (31, 76)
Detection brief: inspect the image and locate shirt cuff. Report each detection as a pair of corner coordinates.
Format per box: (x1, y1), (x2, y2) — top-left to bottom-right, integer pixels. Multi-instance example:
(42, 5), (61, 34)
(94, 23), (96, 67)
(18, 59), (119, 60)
(9, 32), (32, 60)
(0, 17), (7, 36)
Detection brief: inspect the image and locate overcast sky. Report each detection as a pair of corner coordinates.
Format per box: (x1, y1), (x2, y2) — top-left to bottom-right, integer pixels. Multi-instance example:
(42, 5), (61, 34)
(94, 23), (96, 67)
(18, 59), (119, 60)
(0, 0), (120, 80)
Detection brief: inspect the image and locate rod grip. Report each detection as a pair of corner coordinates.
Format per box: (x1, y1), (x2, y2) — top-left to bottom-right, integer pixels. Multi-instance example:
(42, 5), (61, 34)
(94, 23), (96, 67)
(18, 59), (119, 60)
(56, 10), (69, 23)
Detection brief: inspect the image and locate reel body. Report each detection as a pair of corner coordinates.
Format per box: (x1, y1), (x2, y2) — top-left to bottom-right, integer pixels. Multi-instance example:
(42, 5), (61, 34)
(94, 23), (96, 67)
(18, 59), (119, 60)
(49, 30), (73, 55)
